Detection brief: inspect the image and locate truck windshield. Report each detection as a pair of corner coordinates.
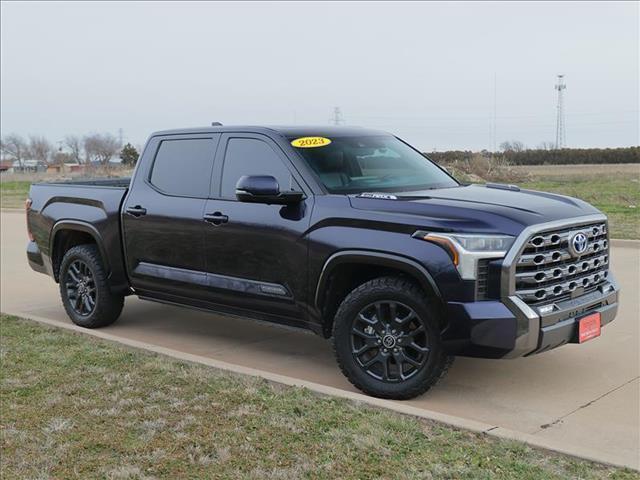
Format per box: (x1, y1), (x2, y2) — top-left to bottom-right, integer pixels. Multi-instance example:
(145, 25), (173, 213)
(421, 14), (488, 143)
(290, 135), (458, 194)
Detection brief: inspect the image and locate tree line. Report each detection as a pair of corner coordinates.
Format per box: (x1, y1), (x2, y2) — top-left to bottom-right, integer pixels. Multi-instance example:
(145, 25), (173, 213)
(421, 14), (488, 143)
(0, 133), (139, 167)
(428, 146), (639, 165)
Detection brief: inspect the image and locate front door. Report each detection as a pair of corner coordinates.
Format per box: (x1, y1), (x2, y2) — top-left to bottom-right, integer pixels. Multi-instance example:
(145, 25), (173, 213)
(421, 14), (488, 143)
(122, 134), (220, 300)
(202, 133), (311, 321)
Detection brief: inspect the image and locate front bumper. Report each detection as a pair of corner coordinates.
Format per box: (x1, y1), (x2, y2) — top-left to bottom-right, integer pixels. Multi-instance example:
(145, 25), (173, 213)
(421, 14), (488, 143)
(443, 277), (620, 358)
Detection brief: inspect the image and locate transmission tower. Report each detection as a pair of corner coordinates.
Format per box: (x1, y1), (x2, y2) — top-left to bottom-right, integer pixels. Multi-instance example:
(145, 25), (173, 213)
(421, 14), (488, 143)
(554, 75), (566, 149)
(331, 107), (344, 126)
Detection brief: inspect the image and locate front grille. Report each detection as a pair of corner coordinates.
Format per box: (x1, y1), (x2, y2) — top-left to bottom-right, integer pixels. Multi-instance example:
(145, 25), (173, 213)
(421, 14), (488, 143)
(515, 222), (609, 305)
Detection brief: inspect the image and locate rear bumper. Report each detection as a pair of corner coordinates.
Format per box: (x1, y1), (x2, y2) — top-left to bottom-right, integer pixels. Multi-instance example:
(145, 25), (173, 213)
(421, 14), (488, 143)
(26, 240), (47, 274)
(443, 277), (620, 359)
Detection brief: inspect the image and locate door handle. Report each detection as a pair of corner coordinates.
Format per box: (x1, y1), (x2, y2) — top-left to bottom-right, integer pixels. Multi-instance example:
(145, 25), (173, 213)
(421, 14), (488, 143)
(125, 205), (147, 217)
(203, 212), (229, 226)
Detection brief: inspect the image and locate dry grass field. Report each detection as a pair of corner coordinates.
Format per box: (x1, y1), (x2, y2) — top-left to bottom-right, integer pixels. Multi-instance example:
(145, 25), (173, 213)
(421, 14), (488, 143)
(516, 164), (639, 239)
(512, 163), (639, 178)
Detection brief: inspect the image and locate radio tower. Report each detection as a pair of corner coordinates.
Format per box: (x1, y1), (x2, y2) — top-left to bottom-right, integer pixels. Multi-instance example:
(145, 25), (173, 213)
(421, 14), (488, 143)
(332, 107), (344, 126)
(554, 75), (566, 149)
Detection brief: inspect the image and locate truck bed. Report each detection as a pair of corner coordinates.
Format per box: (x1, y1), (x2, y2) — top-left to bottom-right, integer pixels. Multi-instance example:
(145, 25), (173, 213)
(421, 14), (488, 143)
(27, 178), (131, 292)
(37, 177), (131, 188)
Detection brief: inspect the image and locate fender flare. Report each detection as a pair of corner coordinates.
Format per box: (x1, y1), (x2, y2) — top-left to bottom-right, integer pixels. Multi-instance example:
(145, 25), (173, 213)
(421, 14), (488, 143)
(314, 250), (443, 311)
(50, 220), (111, 278)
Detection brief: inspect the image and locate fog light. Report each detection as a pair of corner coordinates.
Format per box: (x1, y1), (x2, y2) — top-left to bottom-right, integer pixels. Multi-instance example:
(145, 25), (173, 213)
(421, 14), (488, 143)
(539, 304), (555, 315)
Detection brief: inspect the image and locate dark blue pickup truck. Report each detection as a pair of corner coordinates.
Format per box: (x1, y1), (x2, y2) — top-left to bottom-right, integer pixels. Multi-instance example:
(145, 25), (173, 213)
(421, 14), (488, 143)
(26, 125), (619, 399)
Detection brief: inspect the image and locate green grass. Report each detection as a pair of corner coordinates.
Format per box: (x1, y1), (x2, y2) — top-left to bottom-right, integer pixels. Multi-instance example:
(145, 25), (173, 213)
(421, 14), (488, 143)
(520, 177), (639, 240)
(1, 314), (637, 479)
(0, 180), (31, 209)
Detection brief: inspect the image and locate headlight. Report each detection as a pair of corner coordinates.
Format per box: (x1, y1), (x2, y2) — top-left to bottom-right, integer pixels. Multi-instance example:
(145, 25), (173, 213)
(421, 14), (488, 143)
(446, 234), (515, 252)
(413, 232), (515, 280)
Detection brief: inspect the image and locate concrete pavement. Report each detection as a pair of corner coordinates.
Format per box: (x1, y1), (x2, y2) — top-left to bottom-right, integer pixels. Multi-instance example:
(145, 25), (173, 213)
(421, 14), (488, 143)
(1, 210), (638, 469)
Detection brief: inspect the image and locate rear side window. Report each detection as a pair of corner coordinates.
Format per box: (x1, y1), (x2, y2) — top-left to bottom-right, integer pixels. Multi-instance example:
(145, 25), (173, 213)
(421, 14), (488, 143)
(150, 138), (216, 197)
(220, 138), (296, 198)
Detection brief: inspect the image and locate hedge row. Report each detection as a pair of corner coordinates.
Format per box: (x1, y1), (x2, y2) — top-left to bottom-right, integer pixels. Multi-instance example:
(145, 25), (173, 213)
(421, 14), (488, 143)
(427, 146), (639, 165)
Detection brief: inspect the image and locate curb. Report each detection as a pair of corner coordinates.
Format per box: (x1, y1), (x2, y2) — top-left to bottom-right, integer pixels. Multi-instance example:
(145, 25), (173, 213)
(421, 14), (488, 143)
(4, 309), (638, 471)
(611, 239), (640, 248)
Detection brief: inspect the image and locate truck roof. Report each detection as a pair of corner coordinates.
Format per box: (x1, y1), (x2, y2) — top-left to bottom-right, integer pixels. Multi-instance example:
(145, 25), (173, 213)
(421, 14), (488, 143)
(150, 125), (390, 138)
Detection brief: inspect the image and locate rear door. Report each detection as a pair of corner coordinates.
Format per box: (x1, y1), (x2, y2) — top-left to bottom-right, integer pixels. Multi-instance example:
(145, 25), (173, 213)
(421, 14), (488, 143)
(122, 133), (220, 300)
(201, 133), (312, 321)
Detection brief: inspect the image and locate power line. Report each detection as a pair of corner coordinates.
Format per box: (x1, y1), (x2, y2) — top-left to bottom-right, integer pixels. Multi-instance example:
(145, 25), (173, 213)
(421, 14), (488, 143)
(348, 109), (637, 121)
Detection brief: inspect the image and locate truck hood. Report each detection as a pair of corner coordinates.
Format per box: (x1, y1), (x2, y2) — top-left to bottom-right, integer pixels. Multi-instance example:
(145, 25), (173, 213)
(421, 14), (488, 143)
(348, 184), (602, 236)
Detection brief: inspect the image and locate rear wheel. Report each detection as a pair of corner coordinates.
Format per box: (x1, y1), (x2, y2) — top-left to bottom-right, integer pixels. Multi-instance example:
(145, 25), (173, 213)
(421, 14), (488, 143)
(59, 244), (124, 328)
(332, 276), (453, 399)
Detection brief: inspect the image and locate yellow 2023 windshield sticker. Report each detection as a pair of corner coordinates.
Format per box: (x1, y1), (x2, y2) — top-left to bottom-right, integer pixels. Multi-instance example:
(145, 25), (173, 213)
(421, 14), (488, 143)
(291, 137), (332, 148)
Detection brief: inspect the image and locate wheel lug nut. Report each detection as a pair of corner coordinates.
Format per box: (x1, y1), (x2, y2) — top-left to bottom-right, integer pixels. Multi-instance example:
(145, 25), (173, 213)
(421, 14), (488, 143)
(394, 348), (398, 352)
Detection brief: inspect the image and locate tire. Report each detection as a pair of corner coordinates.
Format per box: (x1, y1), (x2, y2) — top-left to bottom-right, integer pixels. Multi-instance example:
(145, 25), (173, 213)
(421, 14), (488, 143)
(332, 276), (453, 400)
(59, 244), (124, 328)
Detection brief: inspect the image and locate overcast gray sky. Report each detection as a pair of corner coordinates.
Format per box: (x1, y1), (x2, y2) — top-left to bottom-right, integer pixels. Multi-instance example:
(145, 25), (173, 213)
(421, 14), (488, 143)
(1, 1), (638, 151)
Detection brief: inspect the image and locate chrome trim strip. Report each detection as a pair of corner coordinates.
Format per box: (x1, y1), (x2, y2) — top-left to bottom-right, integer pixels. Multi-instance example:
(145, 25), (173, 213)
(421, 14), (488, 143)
(514, 253), (609, 285)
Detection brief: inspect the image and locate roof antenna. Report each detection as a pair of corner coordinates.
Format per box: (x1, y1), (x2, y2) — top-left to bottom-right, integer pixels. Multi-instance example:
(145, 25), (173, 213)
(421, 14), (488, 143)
(211, 122), (223, 126)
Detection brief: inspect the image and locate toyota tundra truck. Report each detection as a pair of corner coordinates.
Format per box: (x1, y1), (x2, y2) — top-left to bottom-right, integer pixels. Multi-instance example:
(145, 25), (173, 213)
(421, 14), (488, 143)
(25, 125), (620, 399)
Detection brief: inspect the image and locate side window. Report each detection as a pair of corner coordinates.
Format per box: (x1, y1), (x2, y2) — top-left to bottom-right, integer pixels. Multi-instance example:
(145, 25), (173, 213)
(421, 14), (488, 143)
(150, 138), (216, 197)
(220, 138), (297, 199)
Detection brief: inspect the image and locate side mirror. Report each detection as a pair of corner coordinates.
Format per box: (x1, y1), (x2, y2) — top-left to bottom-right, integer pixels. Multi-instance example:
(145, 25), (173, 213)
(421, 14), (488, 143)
(235, 175), (305, 205)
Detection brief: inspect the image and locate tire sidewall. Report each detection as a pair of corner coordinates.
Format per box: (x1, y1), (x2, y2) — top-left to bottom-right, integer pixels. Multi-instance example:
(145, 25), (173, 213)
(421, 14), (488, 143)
(333, 281), (445, 398)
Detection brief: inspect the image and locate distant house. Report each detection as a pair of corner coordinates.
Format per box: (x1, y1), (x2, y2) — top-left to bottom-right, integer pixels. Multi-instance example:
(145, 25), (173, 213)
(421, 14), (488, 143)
(66, 163), (87, 173)
(11, 160), (47, 173)
(36, 163), (88, 174)
(0, 161), (13, 173)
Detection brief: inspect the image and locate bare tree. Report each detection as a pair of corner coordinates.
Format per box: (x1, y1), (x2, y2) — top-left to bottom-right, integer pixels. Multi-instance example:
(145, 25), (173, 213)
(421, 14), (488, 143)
(28, 135), (53, 163)
(64, 135), (85, 164)
(84, 133), (119, 165)
(52, 151), (71, 166)
(499, 140), (526, 152)
(537, 141), (556, 150)
(0, 134), (29, 167)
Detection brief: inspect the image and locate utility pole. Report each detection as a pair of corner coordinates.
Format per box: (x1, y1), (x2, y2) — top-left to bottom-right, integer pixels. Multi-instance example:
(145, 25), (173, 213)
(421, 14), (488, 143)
(331, 107), (344, 126)
(118, 128), (124, 147)
(554, 75), (566, 149)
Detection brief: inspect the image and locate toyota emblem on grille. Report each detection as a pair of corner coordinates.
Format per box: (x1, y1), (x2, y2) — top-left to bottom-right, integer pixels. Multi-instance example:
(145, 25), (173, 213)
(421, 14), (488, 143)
(569, 232), (588, 257)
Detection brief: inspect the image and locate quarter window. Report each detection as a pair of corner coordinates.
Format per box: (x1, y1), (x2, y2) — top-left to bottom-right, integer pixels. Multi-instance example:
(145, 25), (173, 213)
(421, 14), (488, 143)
(150, 138), (216, 197)
(220, 138), (297, 198)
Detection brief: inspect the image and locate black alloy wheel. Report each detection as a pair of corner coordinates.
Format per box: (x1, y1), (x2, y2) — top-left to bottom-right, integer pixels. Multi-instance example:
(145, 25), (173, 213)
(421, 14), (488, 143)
(351, 301), (430, 382)
(65, 259), (97, 316)
(332, 276), (452, 399)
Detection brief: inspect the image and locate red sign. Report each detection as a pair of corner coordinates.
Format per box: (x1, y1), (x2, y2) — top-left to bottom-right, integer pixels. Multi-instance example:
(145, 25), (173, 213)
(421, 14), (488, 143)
(579, 312), (601, 343)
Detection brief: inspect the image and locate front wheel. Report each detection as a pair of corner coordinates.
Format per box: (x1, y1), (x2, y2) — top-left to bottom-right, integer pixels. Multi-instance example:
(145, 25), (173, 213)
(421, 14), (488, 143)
(332, 276), (453, 399)
(59, 244), (124, 328)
